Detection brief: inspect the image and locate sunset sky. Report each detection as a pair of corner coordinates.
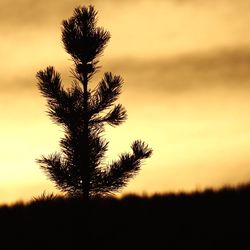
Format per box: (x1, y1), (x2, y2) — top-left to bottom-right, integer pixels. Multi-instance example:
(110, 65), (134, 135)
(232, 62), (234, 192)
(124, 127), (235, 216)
(1, 0), (250, 204)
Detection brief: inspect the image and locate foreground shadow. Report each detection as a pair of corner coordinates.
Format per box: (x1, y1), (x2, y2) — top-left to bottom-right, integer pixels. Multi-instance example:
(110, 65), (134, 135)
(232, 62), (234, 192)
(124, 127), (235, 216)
(0, 184), (250, 250)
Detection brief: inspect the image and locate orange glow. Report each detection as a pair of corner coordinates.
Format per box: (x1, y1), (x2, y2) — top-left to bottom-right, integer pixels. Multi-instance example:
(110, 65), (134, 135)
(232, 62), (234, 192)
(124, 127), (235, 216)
(1, 0), (250, 204)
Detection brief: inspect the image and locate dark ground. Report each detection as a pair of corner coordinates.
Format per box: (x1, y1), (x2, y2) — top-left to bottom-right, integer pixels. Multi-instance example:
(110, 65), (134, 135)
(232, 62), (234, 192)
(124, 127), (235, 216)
(0, 184), (250, 250)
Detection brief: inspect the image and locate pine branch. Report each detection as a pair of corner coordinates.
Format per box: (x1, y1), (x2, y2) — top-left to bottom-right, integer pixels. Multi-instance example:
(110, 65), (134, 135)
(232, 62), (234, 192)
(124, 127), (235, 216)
(37, 66), (63, 102)
(59, 129), (108, 172)
(36, 66), (69, 125)
(91, 72), (123, 115)
(102, 104), (127, 126)
(48, 83), (86, 127)
(88, 132), (109, 169)
(91, 104), (127, 126)
(62, 5), (110, 66)
(37, 153), (82, 194)
(132, 140), (153, 159)
(93, 140), (152, 193)
(37, 68), (86, 127)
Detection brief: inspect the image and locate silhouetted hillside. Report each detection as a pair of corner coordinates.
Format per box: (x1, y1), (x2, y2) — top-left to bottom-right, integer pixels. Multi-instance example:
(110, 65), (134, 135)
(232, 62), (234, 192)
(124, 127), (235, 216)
(1, 184), (250, 250)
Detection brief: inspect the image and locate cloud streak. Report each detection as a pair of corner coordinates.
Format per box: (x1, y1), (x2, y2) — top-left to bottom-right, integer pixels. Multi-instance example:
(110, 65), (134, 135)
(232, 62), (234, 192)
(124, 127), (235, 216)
(113, 48), (250, 92)
(2, 47), (250, 93)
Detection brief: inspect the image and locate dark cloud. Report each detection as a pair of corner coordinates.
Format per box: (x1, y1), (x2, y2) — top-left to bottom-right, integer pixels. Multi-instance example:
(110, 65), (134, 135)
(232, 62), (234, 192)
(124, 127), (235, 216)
(2, 47), (250, 93)
(105, 48), (250, 92)
(0, 0), (94, 27)
(0, 0), (143, 27)
(2, 0), (246, 27)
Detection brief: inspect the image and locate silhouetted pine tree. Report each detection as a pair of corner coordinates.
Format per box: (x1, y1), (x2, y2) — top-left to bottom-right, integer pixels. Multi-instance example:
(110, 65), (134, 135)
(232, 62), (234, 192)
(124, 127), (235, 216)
(36, 5), (152, 199)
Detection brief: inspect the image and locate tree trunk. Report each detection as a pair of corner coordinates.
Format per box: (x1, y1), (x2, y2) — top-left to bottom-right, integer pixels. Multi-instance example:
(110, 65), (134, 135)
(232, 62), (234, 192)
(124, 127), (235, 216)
(82, 73), (90, 200)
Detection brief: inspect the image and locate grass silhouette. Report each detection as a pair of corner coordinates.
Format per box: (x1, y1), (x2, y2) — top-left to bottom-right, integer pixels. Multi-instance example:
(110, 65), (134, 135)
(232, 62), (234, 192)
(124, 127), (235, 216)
(0, 184), (250, 250)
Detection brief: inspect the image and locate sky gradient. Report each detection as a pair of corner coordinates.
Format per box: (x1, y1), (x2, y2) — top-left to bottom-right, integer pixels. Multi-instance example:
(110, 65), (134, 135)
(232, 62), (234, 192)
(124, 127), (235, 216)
(1, 0), (250, 204)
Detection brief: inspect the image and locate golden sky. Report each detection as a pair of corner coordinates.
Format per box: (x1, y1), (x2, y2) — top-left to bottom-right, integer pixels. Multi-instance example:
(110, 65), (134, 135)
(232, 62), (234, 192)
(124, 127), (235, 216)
(1, 0), (250, 203)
